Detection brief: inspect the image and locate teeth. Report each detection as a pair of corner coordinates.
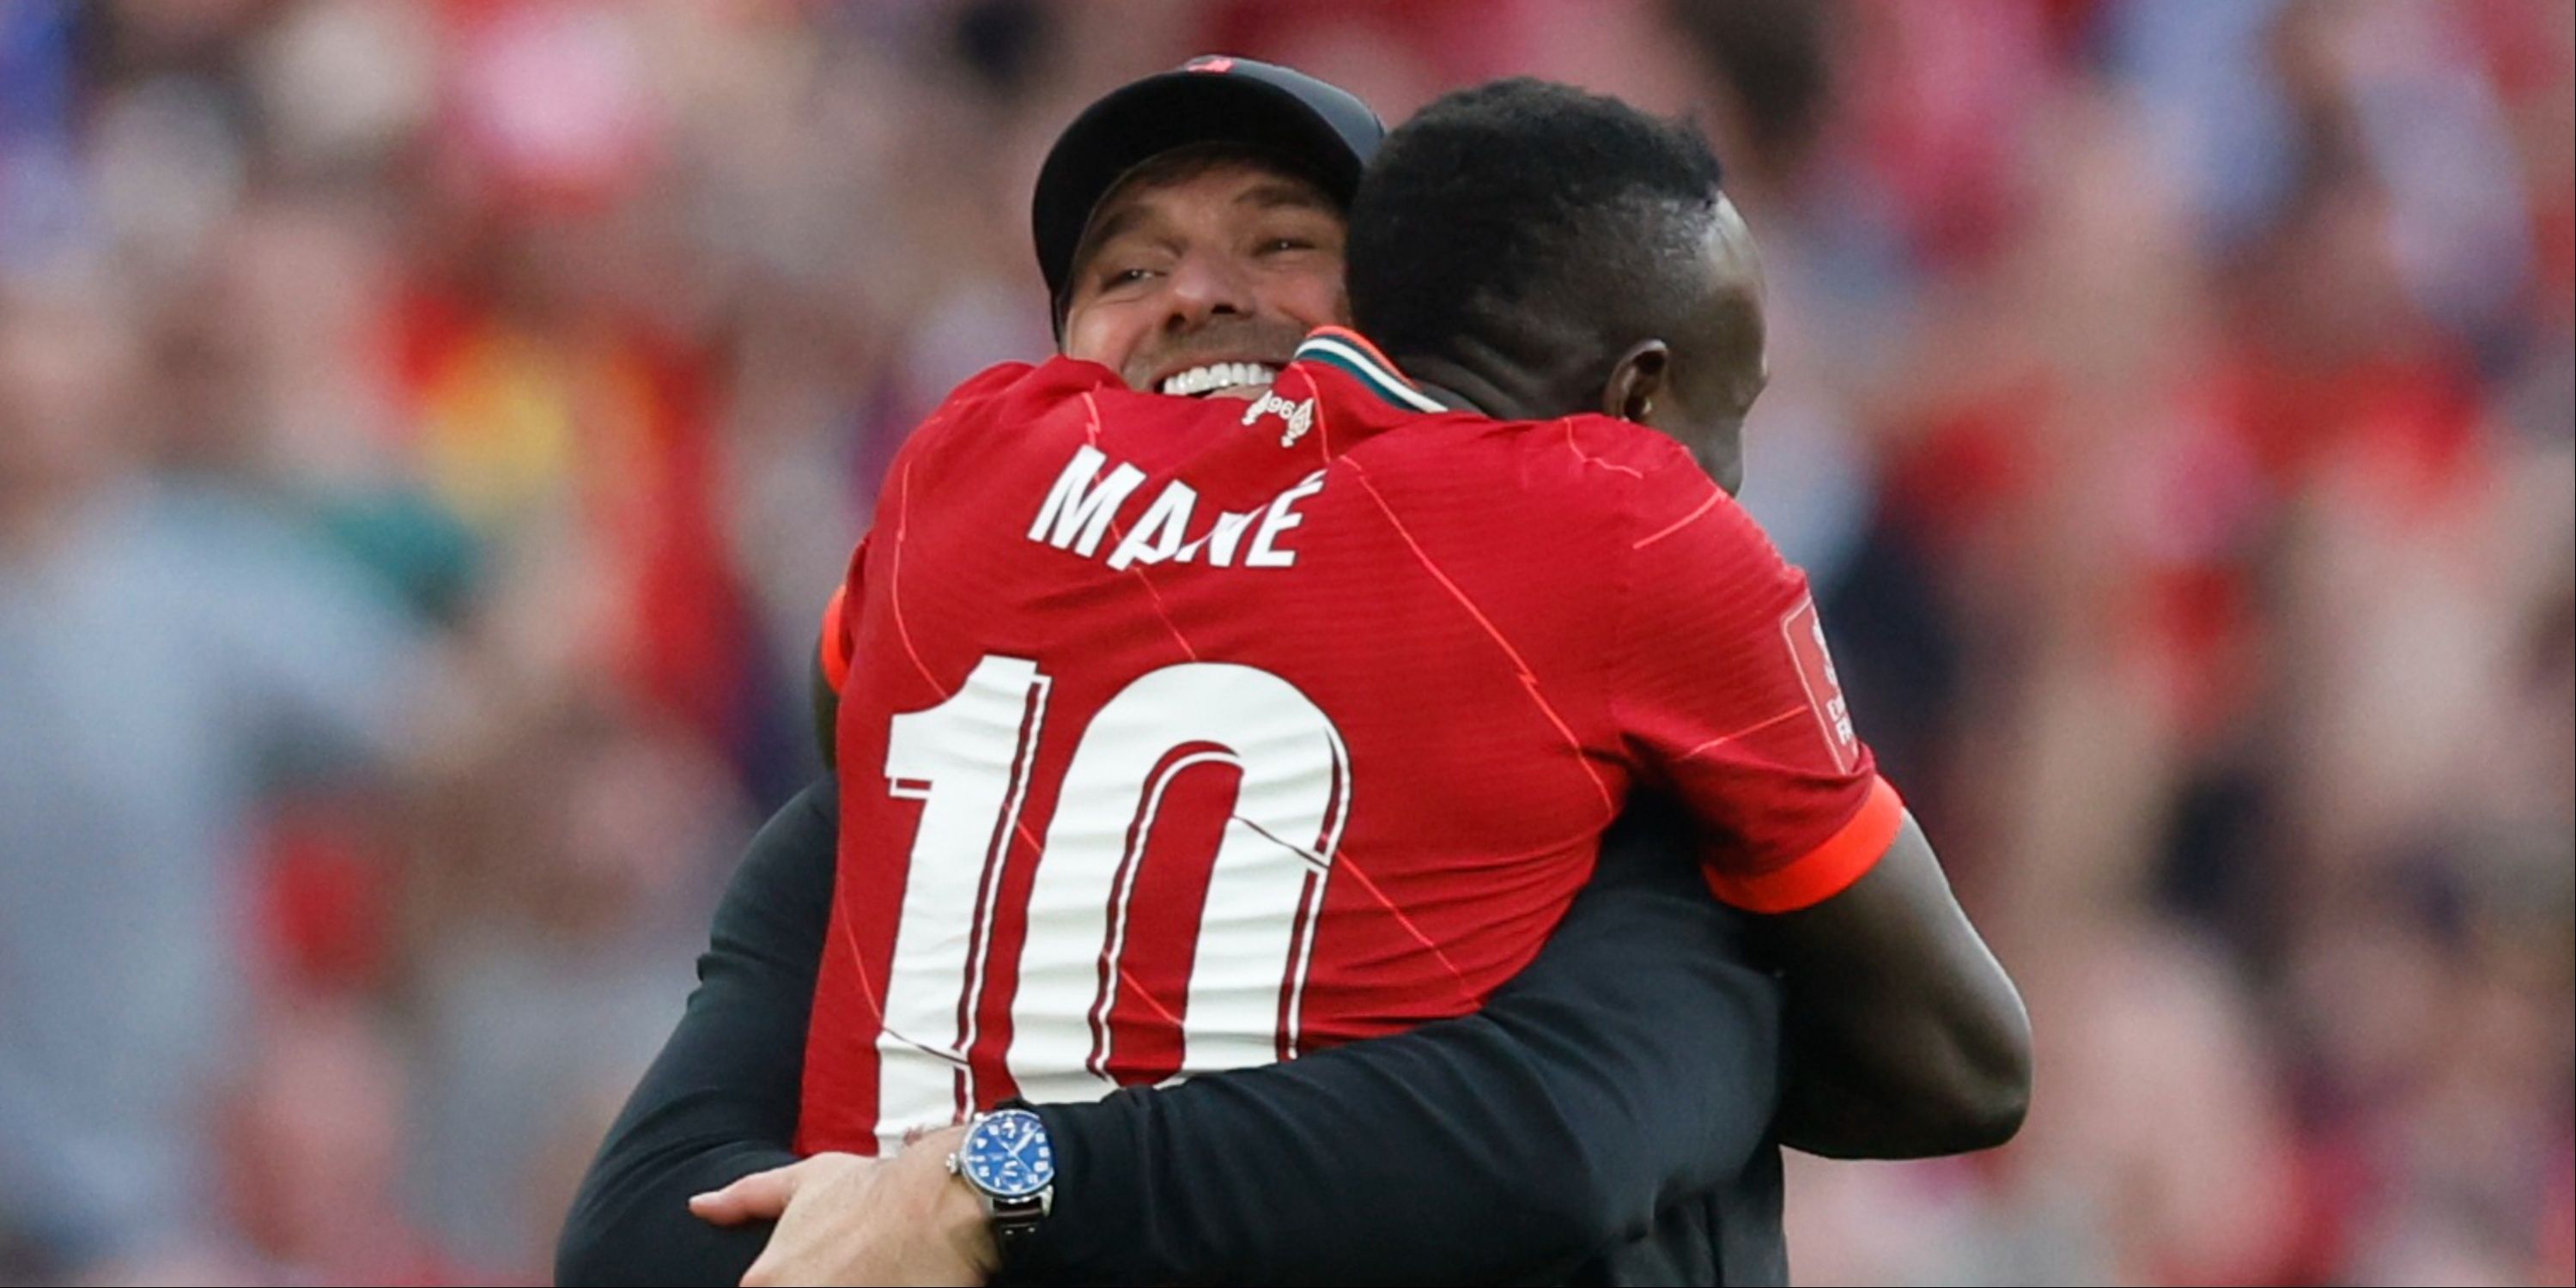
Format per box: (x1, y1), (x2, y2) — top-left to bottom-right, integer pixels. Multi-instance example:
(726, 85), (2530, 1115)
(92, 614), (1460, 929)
(1157, 361), (1279, 397)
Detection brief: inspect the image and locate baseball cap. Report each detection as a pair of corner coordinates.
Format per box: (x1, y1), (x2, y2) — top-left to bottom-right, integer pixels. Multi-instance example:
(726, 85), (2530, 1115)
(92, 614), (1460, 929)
(1032, 56), (1384, 326)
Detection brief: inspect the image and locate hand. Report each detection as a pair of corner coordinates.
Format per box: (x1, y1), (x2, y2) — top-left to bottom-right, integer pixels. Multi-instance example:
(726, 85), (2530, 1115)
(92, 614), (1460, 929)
(689, 1131), (1000, 1287)
(688, 1153), (871, 1229)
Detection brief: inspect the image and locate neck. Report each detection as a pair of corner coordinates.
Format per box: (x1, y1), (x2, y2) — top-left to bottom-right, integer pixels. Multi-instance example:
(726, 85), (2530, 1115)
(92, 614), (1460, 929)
(1391, 332), (1584, 422)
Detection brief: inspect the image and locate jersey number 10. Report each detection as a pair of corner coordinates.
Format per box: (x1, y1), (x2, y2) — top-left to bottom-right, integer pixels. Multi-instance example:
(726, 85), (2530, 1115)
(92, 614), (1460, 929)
(872, 653), (1351, 1141)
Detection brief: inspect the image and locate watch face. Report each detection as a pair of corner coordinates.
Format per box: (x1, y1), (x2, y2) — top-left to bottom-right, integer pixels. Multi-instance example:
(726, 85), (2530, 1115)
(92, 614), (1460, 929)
(960, 1109), (1055, 1199)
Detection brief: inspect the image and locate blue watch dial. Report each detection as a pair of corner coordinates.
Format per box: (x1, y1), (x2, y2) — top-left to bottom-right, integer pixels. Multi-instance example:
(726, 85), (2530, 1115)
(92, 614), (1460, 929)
(960, 1109), (1055, 1199)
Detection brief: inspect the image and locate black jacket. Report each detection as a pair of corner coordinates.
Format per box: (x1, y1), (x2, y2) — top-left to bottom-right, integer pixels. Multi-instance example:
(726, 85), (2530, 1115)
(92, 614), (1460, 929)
(556, 782), (1786, 1286)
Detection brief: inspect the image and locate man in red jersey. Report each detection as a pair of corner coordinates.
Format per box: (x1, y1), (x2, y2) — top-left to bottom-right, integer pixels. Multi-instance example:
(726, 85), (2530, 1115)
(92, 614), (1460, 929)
(762, 77), (2024, 1282)
(568, 66), (2023, 1288)
(576, 58), (1827, 1288)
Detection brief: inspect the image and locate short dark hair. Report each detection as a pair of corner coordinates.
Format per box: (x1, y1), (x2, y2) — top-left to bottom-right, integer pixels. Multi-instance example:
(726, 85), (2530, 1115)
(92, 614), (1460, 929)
(1347, 79), (1724, 376)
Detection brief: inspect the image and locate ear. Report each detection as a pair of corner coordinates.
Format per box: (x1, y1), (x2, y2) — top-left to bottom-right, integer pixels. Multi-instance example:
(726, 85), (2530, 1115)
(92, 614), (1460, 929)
(1601, 341), (1671, 423)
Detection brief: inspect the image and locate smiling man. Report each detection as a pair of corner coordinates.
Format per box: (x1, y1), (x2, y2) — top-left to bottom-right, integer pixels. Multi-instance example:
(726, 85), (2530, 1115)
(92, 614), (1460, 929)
(806, 58), (1381, 757)
(1063, 148), (1345, 398)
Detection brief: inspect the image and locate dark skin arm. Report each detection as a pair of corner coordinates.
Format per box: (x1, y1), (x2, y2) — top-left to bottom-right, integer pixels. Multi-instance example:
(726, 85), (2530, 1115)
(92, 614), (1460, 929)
(1762, 815), (2030, 1158)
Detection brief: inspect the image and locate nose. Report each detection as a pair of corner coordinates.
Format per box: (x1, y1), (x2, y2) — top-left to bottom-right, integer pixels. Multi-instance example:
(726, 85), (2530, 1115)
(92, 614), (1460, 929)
(1160, 248), (1255, 332)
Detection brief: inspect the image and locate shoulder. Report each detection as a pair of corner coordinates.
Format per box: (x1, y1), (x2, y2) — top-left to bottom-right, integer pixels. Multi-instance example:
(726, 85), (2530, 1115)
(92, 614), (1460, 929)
(902, 356), (1121, 461)
(1367, 410), (1707, 504)
(1496, 416), (1782, 576)
(1553, 413), (1704, 482)
(924, 357), (1106, 429)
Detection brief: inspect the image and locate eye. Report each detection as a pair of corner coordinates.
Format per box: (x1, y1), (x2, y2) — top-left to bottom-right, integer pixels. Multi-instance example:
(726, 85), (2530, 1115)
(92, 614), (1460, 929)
(1259, 237), (1314, 255)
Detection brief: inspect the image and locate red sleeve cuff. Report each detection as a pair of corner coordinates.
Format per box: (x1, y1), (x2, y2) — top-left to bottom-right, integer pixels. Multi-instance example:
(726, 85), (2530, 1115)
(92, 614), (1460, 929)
(818, 584), (853, 695)
(1703, 775), (1905, 914)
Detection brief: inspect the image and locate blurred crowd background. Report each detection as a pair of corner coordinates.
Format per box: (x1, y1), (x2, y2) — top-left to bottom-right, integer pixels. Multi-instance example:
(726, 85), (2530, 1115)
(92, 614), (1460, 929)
(0, 1), (2567, 1284)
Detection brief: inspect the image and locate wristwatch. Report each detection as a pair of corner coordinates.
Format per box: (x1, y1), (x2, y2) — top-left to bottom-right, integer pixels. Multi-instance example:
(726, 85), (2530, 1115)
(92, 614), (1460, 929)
(946, 1105), (1056, 1247)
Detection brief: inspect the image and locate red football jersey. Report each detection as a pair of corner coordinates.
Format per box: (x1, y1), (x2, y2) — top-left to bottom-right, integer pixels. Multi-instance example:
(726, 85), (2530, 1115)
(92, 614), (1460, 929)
(801, 327), (1902, 1153)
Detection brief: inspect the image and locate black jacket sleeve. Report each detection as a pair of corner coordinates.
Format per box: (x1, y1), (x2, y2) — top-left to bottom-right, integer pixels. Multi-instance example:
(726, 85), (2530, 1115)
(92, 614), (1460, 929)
(556, 787), (1783, 1287)
(1012, 796), (1783, 1285)
(555, 781), (834, 1287)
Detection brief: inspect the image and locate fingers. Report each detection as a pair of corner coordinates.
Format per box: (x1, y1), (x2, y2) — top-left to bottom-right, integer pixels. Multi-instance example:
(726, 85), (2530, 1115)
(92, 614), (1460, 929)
(690, 1159), (818, 1225)
(691, 1153), (878, 1226)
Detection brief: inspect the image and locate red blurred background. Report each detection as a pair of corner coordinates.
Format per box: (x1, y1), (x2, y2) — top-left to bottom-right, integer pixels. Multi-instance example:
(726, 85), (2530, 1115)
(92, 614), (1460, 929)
(0, 3), (2567, 1284)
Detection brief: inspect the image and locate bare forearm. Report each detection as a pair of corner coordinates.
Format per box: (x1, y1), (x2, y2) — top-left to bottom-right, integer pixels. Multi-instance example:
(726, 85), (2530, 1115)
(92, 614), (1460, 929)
(1765, 813), (2030, 1158)
(1774, 972), (2022, 1158)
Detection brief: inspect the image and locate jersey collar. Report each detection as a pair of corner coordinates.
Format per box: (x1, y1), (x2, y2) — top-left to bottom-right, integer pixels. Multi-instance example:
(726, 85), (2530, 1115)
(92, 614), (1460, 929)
(1291, 327), (1448, 415)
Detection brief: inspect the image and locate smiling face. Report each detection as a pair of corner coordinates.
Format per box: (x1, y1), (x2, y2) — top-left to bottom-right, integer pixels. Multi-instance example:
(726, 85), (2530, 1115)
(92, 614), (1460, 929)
(1057, 147), (1349, 400)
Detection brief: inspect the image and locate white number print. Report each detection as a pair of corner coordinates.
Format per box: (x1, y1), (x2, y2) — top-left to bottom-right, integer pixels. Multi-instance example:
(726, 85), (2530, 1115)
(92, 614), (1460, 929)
(878, 655), (1050, 1135)
(872, 655), (1350, 1144)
